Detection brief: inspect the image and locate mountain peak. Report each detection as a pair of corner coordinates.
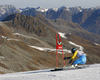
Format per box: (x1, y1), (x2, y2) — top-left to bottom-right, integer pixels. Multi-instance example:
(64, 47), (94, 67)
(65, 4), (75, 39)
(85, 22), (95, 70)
(0, 5), (21, 13)
(36, 6), (43, 9)
(0, 5), (22, 21)
(58, 6), (67, 9)
(35, 6), (48, 12)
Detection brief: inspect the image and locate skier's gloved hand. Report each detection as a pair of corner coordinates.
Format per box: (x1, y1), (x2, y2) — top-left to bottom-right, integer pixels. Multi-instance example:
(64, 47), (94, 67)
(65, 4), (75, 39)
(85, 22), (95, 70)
(68, 59), (72, 64)
(66, 57), (71, 59)
(64, 57), (71, 60)
(64, 57), (67, 60)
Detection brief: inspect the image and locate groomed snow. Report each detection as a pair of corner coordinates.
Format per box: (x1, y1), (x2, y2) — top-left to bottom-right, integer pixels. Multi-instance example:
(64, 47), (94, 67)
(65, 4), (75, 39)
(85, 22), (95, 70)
(0, 64), (100, 80)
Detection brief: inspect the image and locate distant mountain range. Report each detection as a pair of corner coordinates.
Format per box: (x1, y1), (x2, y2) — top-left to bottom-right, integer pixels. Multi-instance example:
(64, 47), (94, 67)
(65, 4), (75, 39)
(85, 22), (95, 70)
(0, 5), (100, 42)
(20, 6), (100, 35)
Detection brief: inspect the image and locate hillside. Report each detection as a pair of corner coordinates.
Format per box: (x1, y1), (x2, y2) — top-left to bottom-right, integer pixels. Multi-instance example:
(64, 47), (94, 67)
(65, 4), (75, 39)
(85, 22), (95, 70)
(35, 14), (100, 44)
(73, 9), (100, 34)
(0, 22), (61, 74)
(0, 13), (100, 74)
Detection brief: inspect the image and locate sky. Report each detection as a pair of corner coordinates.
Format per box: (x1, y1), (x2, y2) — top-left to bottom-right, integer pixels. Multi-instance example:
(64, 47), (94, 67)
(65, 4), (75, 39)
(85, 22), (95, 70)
(0, 0), (100, 8)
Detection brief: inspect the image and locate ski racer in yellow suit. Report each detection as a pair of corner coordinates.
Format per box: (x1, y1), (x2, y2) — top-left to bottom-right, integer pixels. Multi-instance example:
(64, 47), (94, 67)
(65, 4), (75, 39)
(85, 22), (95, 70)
(64, 48), (86, 67)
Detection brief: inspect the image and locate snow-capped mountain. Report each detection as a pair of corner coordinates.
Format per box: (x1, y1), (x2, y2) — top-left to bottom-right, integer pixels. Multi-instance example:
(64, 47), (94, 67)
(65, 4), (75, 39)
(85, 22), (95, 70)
(89, 6), (100, 10)
(19, 7), (32, 11)
(0, 5), (22, 21)
(0, 5), (22, 14)
(35, 6), (85, 13)
(69, 6), (85, 13)
(48, 6), (69, 12)
(35, 6), (100, 13)
(48, 7), (58, 12)
(35, 6), (84, 12)
(35, 6), (48, 12)
(58, 6), (70, 11)
(0, 5), (100, 21)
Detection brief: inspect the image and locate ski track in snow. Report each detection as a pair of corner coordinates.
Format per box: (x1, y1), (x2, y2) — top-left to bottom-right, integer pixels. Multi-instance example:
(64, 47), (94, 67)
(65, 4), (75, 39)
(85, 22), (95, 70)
(0, 64), (100, 80)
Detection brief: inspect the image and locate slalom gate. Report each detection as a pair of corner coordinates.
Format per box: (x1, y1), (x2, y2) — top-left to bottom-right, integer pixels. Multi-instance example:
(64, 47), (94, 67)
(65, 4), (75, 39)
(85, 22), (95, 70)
(56, 33), (65, 68)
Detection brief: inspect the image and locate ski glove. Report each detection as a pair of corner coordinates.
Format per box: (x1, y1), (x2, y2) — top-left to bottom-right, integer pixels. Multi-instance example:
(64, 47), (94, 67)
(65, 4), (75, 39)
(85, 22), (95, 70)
(64, 57), (71, 60)
(68, 59), (72, 64)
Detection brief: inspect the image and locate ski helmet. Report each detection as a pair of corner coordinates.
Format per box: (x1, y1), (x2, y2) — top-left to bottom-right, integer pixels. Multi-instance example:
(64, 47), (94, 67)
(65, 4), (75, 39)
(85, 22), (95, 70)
(71, 48), (76, 53)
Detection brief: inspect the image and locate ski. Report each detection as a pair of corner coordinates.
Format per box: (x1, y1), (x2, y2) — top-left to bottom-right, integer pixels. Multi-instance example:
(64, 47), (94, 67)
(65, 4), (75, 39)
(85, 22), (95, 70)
(50, 65), (89, 72)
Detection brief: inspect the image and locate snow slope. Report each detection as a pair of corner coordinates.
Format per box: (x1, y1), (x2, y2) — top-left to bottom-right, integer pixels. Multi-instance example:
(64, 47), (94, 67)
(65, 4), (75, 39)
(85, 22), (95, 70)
(0, 64), (100, 80)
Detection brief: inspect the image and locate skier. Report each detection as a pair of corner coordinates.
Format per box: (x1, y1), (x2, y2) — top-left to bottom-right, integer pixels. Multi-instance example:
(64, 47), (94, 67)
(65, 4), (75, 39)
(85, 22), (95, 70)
(64, 48), (86, 67)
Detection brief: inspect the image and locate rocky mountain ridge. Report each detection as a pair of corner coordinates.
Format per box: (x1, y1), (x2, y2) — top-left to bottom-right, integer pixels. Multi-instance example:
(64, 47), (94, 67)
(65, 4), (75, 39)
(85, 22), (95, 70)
(0, 5), (100, 35)
(0, 5), (22, 21)
(21, 6), (100, 35)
